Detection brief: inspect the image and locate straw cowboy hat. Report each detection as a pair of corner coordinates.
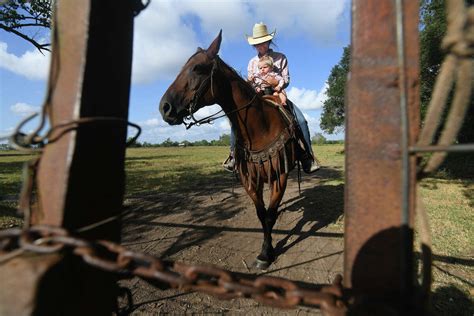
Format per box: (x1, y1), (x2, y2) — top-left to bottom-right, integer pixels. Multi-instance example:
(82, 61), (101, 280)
(247, 22), (276, 45)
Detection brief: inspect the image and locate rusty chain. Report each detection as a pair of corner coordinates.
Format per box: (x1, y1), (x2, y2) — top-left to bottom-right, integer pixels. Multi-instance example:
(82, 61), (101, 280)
(0, 1), (471, 315)
(0, 225), (347, 314)
(3, 114), (142, 152)
(3, 1), (339, 315)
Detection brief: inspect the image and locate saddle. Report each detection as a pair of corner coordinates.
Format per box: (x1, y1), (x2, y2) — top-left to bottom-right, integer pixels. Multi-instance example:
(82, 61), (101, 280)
(262, 94), (283, 106)
(261, 96), (295, 130)
(236, 95), (294, 165)
(260, 96), (307, 159)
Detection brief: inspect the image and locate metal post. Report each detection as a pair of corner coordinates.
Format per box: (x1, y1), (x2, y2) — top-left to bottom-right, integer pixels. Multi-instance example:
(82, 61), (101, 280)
(0, 1), (135, 314)
(344, 0), (419, 312)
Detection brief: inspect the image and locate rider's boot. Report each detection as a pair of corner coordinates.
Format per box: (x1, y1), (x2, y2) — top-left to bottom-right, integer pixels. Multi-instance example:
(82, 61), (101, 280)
(300, 153), (321, 174)
(222, 152), (235, 172)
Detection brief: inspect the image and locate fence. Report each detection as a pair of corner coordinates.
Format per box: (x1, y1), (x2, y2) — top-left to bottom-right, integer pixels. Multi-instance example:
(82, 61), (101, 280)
(0, 0), (472, 315)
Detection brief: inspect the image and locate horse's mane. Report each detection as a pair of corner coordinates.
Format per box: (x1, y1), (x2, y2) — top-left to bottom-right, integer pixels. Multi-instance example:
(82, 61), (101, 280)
(185, 49), (260, 100)
(215, 55), (258, 98)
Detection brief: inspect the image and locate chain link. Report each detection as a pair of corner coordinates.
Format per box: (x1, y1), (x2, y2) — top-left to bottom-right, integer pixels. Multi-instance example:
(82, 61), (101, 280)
(0, 225), (346, 313)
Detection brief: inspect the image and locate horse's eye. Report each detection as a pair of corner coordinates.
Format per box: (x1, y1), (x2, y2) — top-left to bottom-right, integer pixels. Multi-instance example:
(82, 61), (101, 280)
(192, 64), (208, 74)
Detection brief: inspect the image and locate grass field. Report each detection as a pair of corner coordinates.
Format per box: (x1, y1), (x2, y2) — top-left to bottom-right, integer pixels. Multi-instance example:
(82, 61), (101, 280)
(0, 145), (472, 314)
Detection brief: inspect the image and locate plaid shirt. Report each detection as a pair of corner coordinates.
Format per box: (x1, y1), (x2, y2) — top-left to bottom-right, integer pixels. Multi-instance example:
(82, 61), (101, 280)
(247, 49), (290, 89)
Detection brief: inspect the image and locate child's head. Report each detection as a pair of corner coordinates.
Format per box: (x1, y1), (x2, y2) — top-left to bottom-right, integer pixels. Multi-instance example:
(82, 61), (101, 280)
(258, 56), (273, 75)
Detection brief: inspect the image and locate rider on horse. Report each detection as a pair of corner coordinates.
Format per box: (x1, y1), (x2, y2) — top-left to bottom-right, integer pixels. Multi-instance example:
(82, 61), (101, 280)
(223, 22), (321, 174)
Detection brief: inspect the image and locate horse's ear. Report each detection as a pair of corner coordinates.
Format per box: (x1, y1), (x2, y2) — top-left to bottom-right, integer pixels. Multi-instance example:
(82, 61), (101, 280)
(206, 30), (222, 59)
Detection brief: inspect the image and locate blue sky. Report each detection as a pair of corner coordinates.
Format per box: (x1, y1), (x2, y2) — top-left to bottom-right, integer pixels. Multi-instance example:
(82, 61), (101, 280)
(0, 0), (350, 144)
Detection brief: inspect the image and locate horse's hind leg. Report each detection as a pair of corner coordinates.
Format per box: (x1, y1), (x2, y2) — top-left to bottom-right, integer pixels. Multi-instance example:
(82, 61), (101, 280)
(255, 174), (289, 270)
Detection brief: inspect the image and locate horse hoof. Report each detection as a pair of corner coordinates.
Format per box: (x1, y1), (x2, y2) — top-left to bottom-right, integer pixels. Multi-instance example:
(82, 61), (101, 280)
(254, 258), (271, 270)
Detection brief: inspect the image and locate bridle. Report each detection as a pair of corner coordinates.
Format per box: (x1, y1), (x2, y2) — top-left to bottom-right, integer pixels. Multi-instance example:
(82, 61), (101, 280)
(183, 56), (257, 130)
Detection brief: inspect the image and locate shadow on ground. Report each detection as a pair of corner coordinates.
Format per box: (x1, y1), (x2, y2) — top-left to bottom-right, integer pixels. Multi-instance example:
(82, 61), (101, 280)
(431, 285), (474, 316)
(122, 165), (344, 260)
(274, 182), (344, 259)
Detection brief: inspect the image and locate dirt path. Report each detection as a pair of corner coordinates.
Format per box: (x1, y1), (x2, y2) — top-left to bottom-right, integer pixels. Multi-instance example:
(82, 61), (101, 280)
(118, 166), (345, 314)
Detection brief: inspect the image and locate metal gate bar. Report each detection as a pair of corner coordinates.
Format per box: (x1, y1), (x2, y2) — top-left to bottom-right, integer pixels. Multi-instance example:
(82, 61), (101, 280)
(1, 0), (472, 314)
(344, 0), (419, 312)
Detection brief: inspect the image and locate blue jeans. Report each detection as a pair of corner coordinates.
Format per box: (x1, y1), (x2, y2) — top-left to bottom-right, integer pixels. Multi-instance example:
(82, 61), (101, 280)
(291, 104), (314, 156)
(229, 103), (313, 156)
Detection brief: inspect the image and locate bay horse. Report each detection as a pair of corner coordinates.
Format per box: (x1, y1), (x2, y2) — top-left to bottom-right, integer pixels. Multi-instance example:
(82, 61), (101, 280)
(159, 31), (301, 269)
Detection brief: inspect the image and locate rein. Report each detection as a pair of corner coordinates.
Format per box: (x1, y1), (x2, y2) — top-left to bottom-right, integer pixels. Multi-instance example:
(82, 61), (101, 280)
(184, 58), (257, 130)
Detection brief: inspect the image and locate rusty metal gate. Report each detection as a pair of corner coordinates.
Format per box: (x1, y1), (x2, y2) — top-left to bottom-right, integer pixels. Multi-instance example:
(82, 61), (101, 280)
(0, 0), (472, 315)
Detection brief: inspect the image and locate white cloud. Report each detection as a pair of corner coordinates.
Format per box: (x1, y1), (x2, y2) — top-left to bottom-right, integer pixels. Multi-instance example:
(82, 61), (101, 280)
(192, 104), (222, 119)
(175, 1), (253, 40)
(304, 111), (321, 127)
(131, 1), (199, 83)
(136, 103), (231, 143)
(0, 0), (347, 85)
(218, 119), (231, 130)
(140, 118), (162, 127)
(250, 0), (348, 42)
(0, 42), (50, 80)
(132, 0), (348, 84)
(10, 102), (40, 117)
(0, 127), (14, 141)
(139, 120), (228, 143)
(287, 84), (327, 110)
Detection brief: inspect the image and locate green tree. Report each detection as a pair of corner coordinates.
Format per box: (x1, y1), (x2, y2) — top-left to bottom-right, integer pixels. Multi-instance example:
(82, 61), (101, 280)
(0, 143), (13, 150)
(420, 0), (473, 143)
(194, 139), (210, 146)
(320, 0), (473, 143)
(161, 138), (178, 147)
(320, 45), (350, 134)
(419, 0), (447, 115)
(311, 133), (327, 145)
(218, 133), (231, 146)
(142, 141), (153, 147)
(0, 0), (53, 53)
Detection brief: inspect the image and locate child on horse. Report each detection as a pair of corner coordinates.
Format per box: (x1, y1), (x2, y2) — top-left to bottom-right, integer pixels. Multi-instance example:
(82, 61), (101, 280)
(252, 55), (287, 105)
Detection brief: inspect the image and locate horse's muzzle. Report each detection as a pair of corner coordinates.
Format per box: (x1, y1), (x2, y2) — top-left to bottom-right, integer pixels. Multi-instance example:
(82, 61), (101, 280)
(159, 99), (182, 125)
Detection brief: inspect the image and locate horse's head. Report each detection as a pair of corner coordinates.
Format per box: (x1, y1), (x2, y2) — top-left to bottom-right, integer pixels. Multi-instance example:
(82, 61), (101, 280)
(159, 30), (222, 125)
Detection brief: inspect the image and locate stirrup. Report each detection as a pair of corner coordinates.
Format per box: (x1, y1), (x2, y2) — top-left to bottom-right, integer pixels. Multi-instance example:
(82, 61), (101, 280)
(300, 155), (321, 174)
(222, 155), (235, 172)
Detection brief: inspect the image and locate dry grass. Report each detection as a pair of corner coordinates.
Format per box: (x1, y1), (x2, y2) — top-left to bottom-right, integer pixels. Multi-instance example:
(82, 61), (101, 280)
(0, 151), (38, 228)
(125, 146), (228, 195)
(417, 165), (474, 315)
(0, 145), (472, 314)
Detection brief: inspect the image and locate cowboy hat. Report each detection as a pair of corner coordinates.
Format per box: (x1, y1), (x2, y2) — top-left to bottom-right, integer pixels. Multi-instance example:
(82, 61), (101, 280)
(246, 22), (276, 45)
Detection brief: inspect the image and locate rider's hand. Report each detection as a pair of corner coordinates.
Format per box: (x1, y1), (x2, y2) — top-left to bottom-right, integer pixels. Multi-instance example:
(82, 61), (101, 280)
(266, 77), (278, 86)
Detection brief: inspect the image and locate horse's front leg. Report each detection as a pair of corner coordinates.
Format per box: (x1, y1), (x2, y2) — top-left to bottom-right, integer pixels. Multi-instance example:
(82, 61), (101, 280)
(255, 173), (288, 270)
(240, 171), (271, 269)
(255, 198), (274, 269)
